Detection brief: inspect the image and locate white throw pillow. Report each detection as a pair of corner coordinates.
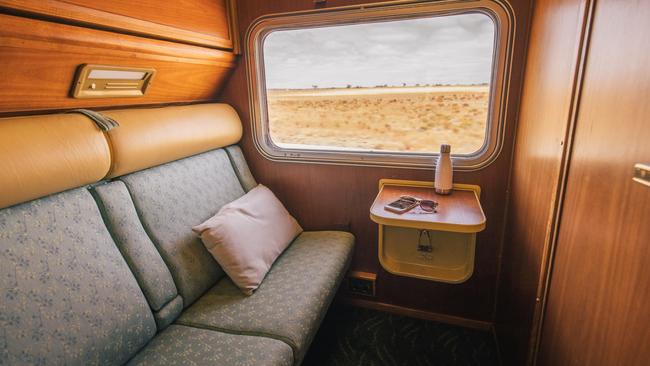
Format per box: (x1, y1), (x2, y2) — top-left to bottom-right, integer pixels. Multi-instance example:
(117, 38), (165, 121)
(192, 184), (303, 295)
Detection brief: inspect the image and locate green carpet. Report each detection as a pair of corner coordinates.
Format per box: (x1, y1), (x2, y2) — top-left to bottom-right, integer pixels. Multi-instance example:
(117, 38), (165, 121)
(303, 305), (499, 366)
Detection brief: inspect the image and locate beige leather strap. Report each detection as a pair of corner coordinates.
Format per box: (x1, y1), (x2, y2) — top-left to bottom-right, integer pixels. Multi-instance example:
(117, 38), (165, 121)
(67, 109), (120, 131)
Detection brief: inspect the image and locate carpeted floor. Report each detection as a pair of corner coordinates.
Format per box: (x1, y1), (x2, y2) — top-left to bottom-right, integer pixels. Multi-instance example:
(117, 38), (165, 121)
(302, 305), (500, 366)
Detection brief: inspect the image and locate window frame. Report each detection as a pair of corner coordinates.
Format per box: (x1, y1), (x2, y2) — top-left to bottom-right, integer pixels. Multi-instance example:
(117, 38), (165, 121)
(245, 0), (515, 170)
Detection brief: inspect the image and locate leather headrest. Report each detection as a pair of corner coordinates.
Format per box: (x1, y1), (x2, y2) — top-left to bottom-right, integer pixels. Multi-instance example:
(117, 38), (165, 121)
(103, 103), (243, 178)
(0, 103), (243, 208)
(0, 113), (111, 209)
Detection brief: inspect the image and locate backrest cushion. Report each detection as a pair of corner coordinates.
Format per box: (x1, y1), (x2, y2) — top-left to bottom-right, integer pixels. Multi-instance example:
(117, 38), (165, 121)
(0, 113), (110, 209)
(119, 149), (246, 307)
(104, 104), (242, 178)
(225, 145), (257, 192)
(0, 188), (156, 365)
(92, 181), (182, 330)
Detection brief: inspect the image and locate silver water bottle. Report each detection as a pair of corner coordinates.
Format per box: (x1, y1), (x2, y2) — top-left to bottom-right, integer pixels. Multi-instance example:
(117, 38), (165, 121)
(434, 144), (453, 195)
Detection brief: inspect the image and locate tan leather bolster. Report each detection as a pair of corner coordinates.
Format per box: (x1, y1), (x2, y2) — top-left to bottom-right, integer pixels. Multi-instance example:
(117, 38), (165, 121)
(0, 103), (242, 208)
(0, 113), (111, 209)
(103, 103), (243, 178)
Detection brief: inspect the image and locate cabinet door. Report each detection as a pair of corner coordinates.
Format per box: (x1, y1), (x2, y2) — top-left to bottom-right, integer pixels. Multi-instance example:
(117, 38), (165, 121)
(0, 0), (235, 49)
(538, 1), (650, 365)
(0, 14), (236, 113)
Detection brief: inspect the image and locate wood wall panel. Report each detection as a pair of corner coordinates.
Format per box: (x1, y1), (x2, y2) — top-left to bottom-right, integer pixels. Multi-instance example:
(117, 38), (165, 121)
(538, 0), (650, 364)
(0, 13), (236, 113)
(494, 0), (589, 364)
(0, 0), (236, 50)
(219, 0), (533, 322)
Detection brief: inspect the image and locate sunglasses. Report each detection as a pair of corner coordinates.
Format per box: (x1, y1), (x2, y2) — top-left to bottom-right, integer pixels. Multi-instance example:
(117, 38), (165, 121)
(400, 195), (439, 213)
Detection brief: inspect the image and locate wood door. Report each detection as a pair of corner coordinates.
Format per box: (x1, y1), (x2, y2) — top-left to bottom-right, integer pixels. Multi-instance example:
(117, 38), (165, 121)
(538, 0), (650, 364)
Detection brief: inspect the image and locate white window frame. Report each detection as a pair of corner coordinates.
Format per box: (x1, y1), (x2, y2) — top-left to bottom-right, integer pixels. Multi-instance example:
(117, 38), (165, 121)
(245, 0), (515, 170)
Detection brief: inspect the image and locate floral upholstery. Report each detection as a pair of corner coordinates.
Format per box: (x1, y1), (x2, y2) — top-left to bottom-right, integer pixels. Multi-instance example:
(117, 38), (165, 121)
(119, 149), (246, 307)
(225, 145), (257, 192)
(1, 141), (354, 366)
(177, 231), (355, 365)
(92, 181), (181, 329)
(126, 325), (293, 366)
(154, 295), (184, 331)
(0, 188), (156, 365)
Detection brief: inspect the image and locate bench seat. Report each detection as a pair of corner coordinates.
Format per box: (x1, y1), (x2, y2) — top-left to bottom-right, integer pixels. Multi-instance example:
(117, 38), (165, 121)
(0, 188), (157, 365)
(127, 325), (293, 366)
(178, 231), (354, 364)
(0, 104), (355, 365)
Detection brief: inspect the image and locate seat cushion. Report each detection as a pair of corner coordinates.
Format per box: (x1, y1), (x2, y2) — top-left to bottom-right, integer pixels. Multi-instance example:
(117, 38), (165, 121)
(119, 149), (246, 307)
(177, 231), (354, 364)
(0, 188), (156, 365)
(126, 325), (293, 366)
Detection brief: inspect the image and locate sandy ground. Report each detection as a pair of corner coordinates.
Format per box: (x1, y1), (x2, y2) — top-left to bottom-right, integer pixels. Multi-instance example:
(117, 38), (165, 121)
(266, 85), (489, 154)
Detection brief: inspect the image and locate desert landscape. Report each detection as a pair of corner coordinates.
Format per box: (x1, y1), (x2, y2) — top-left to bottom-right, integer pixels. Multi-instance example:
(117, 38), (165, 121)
(266, 85), (489, 154)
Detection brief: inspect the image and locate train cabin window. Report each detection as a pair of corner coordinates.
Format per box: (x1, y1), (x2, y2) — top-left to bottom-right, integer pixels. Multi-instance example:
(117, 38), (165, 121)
(246, 1), (514, 170)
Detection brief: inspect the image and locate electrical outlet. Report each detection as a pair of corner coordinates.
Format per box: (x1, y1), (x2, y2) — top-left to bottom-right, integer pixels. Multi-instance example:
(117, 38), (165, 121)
(348, 271), (376, 296)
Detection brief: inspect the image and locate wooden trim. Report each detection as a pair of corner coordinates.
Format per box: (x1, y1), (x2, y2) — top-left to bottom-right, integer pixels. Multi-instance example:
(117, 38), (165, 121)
(226, 0), (241, 55)
(529, 0), (596, 364)
(341, 298), (492, 331)
(0, 14), (234, 64)
(0, 0), (234, 50)
(349, 271), (377, 282)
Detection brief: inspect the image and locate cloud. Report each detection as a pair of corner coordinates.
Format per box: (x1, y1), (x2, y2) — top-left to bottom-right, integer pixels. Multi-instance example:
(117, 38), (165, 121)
(263, 13), (495, 89)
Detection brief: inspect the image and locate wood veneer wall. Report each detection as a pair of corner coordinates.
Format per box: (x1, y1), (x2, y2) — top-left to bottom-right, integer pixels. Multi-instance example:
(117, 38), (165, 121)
(220, 0), (533, 323)
(494, 0), (590, 364)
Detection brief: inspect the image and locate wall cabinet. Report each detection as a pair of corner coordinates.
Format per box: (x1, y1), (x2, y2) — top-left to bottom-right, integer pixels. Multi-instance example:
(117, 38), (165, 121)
(370, 179), (486, 284)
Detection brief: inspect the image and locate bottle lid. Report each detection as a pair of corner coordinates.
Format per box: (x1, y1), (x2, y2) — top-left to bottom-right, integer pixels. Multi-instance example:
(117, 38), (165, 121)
(440, 144), (451, 153)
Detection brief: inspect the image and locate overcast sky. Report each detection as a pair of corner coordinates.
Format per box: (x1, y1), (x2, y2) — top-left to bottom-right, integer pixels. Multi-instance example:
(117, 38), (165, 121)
(263, 13), (495, 89)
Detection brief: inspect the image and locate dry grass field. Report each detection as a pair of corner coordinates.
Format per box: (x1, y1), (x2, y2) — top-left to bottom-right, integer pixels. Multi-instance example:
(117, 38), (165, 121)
(267, 85), (489, 154)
